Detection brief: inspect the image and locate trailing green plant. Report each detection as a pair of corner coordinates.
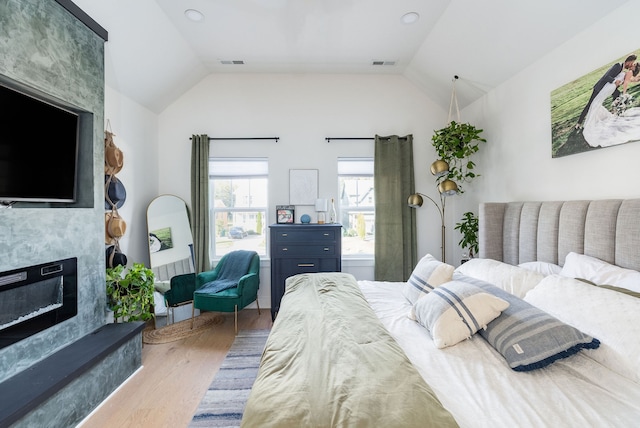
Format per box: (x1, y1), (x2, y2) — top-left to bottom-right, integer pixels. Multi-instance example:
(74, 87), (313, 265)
(431, 121), (486, 192)
(454, 211), (479, 259)
(106, 263), (155, 322)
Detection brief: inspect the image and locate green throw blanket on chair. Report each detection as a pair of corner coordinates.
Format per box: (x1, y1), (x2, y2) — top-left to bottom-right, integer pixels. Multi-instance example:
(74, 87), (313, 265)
(197, 250), (256, 294)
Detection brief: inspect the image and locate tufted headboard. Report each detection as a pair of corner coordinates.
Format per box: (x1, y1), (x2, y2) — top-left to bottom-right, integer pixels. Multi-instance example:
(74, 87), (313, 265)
(478, 199), (640, 272)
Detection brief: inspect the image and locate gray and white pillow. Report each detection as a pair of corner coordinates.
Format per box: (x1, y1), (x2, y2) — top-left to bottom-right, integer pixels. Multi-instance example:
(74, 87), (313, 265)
(453, 272), (600, 371)
(402, 254), (454, 304)
(412, 280), (509, 349)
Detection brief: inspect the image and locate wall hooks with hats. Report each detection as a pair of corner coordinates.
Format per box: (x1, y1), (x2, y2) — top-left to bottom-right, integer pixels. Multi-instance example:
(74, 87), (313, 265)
(104, 122), (123, 176)
(105, 175), (126, 210)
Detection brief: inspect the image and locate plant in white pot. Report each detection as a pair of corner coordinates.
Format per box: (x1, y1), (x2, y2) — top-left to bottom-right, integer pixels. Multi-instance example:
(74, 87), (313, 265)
(106, 263), (155, 323)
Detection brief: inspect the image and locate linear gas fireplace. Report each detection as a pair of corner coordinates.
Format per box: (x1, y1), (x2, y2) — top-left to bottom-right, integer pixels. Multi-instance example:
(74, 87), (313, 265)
(0, 257), (77, 349)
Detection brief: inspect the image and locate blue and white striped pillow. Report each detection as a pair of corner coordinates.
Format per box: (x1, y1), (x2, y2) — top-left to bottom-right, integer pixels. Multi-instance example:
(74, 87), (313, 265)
(453, 272), (600, 371)
(412, 280), (509, 349)
(402, 254), (454, 304)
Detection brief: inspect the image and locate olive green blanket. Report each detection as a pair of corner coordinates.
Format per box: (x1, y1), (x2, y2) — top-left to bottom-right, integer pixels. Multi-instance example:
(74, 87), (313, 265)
(241, 272), (458, 427)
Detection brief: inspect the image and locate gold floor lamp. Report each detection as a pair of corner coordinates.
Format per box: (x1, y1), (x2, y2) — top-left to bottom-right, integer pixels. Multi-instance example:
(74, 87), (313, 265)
(408, 159), (459, 263)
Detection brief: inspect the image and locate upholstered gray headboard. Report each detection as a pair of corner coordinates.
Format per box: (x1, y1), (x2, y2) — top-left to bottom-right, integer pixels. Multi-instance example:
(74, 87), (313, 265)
(478, 199), (640, 272)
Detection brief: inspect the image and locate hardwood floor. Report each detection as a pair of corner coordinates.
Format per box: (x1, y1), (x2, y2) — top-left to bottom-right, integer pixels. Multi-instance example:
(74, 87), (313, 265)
(79, 309), (272, 428)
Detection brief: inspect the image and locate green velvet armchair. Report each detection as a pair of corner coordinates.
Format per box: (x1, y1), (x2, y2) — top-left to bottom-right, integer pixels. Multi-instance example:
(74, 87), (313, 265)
(191, 250), (261, 334)
(162, 272), (196, 324)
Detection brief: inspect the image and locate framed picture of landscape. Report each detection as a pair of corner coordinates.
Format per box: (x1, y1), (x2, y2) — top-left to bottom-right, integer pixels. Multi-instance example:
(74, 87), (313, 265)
(551, 50), (640, 158)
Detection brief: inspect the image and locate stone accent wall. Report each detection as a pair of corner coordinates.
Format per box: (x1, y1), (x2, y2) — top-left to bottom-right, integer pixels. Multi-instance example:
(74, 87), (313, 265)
(0, 1), (142, 425)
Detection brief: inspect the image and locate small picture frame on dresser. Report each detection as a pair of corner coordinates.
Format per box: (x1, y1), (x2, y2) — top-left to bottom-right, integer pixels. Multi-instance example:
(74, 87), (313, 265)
(276, 205), (295, 224)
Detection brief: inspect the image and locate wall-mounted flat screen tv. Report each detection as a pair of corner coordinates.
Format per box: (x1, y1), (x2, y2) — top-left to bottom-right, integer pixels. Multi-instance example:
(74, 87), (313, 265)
(0, 83), (79, 203)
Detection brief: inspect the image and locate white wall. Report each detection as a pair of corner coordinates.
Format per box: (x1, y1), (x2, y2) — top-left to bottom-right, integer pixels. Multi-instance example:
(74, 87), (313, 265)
(108, 1), (640, 288)
(104, 85), (159, 267)
(157, 73), (450, 269)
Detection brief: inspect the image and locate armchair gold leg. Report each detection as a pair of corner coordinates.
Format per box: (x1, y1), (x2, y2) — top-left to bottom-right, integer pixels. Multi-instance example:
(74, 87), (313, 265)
(234, 304), (238, 335)
(191, 303), (195, 330)
(256, 299), (261, 315)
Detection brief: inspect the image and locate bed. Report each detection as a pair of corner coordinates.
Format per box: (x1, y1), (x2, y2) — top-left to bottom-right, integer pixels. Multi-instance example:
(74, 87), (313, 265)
(242, 199), (640, 427)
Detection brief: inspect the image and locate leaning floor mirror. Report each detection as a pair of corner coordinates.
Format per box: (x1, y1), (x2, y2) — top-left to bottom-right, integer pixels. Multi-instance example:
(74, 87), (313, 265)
(146, 195), (195, 325)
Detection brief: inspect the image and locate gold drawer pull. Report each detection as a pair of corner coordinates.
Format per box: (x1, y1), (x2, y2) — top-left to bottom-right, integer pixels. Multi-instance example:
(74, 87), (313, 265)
(281, 233), (288, 237)
(282, 248), (288, 251)
(323, 247), (330, 251)
(298, 263), (315, 267)
(323, 233), (330, 236)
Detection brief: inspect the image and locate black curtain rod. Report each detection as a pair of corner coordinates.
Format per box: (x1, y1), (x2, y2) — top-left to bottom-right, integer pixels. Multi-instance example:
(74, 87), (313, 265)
(325, 137), (375, 143)
(190, 137), (279, 142)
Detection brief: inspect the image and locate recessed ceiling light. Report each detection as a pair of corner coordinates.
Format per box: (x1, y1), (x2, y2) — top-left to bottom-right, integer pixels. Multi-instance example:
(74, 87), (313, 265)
(401, 12), (419, 24)
(184, 9), (204, 22)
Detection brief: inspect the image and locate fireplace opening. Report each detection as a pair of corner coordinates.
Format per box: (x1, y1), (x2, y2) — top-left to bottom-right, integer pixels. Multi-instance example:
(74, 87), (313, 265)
(0, 257), (77, 349)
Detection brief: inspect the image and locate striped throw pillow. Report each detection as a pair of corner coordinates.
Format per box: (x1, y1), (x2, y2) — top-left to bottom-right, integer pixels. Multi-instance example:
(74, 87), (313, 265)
(402, 254), (454, 304)
(412, 280), (509, 349)
(453, 272), (600, 371)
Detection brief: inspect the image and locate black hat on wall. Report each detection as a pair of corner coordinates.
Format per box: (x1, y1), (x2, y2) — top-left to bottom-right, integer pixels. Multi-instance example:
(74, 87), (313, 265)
(105, 175), (127, 210)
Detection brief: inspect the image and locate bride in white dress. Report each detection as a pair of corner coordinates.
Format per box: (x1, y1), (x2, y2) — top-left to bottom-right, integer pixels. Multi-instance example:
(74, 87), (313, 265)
(583, 65), (640, 148)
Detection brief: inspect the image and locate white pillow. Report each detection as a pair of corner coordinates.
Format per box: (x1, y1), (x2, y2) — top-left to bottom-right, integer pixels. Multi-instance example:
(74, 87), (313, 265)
(525, 274), (640, 384)
(454, 258), (545, 298)
(560, 252), (640, 293)
(412, 280), (509, 349)
(402, 254), (454, 304)
(518, 261), (562, 276)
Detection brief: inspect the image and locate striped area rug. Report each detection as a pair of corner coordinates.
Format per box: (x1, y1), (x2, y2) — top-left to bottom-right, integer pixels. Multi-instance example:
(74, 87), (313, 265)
(189, 329), (270, 427)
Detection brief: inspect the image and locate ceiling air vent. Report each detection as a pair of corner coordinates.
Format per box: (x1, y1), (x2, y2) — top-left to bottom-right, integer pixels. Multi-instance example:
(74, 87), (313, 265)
(220, 60), (245, 65)
(372, 60), (396, 66)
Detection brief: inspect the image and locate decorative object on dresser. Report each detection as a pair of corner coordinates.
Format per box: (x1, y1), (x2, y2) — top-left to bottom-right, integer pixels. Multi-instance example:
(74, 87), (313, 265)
(276, 205), (294, 224)
(329, 197), (338, 223)
(315, 198), (328, 224)
(269, 223), (342, 320)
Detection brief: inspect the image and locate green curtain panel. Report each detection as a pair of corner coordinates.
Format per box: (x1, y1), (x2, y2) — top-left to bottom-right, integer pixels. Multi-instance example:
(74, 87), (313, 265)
(191, 134), (211, 273)
(374, 134), (417, 281)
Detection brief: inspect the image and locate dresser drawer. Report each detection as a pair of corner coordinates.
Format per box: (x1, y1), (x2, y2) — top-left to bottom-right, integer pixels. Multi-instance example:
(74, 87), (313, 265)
(280, 258), (340, 274)
(272, 228), (337, 243)
(272, 244), (336, 257)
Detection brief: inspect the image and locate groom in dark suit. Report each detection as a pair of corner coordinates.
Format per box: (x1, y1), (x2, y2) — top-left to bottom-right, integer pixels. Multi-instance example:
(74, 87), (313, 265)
(575, 54), (637, 129)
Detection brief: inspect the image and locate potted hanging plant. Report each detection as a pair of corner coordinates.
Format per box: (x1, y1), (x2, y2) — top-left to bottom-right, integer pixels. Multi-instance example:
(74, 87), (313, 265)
(431, 121), (486, 193)
(106, 263), (155, 323)
(454, 211), (479, 262)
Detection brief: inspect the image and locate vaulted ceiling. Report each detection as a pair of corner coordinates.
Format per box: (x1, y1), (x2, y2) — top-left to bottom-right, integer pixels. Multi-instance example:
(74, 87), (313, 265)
(71, 0), (629, 114)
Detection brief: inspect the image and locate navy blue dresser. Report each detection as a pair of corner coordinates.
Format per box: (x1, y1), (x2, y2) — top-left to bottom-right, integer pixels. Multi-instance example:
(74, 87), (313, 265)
(269, 223), (342, 320)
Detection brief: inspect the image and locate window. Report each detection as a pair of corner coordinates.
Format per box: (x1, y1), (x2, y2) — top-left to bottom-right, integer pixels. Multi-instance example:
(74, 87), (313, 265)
(338, 158), (374, 256)
(209, 158), (268, 257)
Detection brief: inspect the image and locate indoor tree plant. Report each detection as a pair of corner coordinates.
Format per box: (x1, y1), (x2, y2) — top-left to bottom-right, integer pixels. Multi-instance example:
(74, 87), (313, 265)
(106, 263), (155, 323)
(454, 211), (479, 262)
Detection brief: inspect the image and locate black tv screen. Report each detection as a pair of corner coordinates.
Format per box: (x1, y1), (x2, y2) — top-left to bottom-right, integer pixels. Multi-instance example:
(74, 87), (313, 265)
(0, 83), (79, 203)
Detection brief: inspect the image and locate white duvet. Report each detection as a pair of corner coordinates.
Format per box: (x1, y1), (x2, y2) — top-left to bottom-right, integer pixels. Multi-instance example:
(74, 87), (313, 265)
(358, 279), (640, 428)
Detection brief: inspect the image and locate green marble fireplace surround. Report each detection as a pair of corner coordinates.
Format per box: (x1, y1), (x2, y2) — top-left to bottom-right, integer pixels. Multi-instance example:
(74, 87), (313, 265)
(0, 1), (143, 426)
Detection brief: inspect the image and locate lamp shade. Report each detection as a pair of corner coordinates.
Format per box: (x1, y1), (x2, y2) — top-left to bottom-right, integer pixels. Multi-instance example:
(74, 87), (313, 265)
(315, 198), (328, 212)
(407, 194), (424, 208)
(430, 160), (450, 177)
(438, 179), (459, 196)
